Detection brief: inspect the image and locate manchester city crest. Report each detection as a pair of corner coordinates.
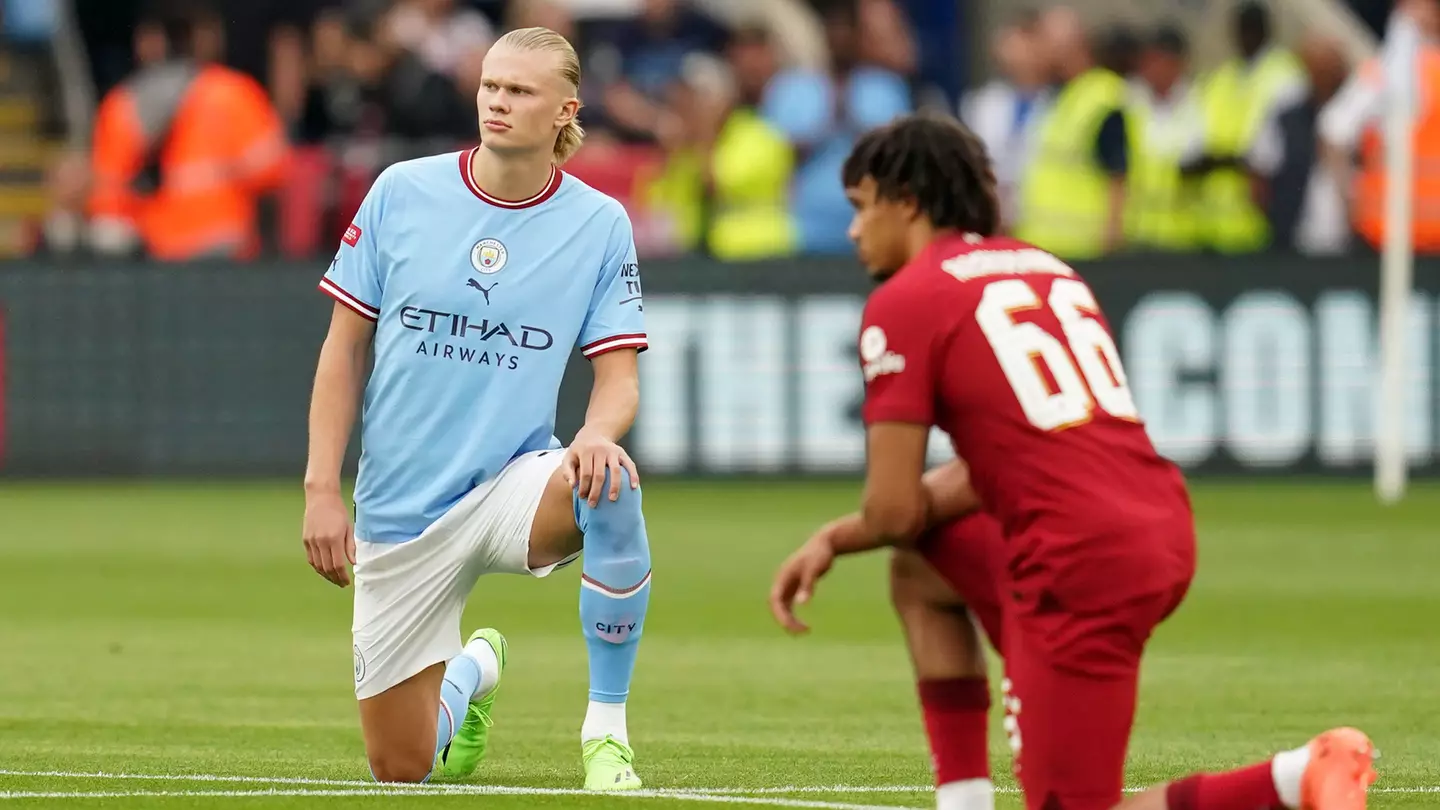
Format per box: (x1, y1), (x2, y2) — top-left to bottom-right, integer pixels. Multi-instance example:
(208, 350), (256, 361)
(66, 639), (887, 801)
(471, 238), (508, 275)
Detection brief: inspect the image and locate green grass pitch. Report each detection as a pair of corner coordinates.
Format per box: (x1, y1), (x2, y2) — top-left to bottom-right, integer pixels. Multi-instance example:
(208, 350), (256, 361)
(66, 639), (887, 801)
(0, 479), (1437, 808)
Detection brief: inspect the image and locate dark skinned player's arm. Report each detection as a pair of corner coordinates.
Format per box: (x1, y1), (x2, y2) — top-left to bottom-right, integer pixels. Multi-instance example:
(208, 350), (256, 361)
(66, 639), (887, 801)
(836, 278), (983, 556)
(817, 425), (983, 557)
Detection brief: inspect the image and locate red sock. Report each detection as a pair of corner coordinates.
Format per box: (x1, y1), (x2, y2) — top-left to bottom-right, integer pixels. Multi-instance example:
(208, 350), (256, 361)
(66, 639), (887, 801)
(917, 677), (990, 785)
(1166, 761), (1284, 810)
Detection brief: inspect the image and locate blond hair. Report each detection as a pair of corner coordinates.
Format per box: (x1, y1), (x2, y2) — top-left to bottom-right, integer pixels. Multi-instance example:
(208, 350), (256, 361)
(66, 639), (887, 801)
(493, 26), (585, 164)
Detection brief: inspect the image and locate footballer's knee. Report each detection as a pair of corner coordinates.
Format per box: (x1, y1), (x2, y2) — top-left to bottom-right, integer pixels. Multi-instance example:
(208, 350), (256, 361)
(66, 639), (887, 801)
(591, 468), (642, 512)
(578, 467), (650, 590)
(890, 549), (988, 679)
(889, 549), (962, 612)
(580, 468), (645, 538)
(367, 750), (433, 784)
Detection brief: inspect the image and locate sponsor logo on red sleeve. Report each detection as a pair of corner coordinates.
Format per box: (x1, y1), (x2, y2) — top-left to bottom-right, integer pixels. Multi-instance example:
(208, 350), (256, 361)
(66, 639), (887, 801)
(342, 224), (362, 247)
(860, 325), (906, 383)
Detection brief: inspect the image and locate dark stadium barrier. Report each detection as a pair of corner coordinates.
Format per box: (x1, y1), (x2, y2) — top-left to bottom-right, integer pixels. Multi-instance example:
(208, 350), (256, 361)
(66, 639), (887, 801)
(0, 255), (1436, 477)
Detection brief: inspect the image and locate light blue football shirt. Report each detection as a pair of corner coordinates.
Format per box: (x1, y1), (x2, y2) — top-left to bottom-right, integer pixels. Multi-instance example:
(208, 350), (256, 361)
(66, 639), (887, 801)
(318, 148), (647, 544)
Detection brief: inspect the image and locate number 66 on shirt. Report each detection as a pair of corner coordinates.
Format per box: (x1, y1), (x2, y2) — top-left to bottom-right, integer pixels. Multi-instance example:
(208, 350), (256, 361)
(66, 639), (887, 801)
(974, 275), (1139, 432)
(858, 238), (1182, 539)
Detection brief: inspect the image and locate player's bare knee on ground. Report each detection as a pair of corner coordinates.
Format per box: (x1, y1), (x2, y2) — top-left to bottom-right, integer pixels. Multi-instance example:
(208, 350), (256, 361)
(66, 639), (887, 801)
(358, 663), (445, 783)
(528, 466), (585, 569)
(367, 750), (434, 784)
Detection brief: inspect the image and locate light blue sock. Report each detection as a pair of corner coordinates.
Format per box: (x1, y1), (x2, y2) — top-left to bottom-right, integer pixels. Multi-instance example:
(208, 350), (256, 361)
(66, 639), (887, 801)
(435, 653), (482, 757)
(576, 468), (652, 704)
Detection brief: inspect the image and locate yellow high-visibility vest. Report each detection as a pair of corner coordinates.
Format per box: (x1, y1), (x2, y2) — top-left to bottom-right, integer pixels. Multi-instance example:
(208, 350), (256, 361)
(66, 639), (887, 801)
(1125, 92), (1203, 251)
(1015, 68), (1128, 259)
(707, 107), (799, 261)
(1197, 49), (1303, 253)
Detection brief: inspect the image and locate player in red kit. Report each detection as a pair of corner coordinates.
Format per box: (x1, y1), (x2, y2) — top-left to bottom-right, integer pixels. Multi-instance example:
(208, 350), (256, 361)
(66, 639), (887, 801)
(768, 114), (1378, 810)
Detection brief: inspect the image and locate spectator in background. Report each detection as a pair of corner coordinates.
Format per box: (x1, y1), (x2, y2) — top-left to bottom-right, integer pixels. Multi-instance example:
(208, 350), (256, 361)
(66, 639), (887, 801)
(960, 11), (1047, 230)
(1126, 25), (1205, 252)
(386, 0), (495, 83)
(206, 0), (330, 128)
(640, 53), (732, 255)
(1013, 6), (1129, 259)
(351, 10), (474, 142)
(1098, 24), (1142, 78)
(855, 0), (918, 77)
(133, 1), (226, 66)
(295, 8), (368, 143)
(37, 150), (92, 256)
(762, 0), (913, 254)
(1193, 1), (1305, 254)
(505, 1), (578, 45)
(1321, 0), (1440, 255)
(87, 1), (288, 260)
(706, 26), (799, 260)
(588, 0), (730, 143)
(132, 16), (169, 69)
(633, 26), (798, 261)
(1250, 33), (1352, 255)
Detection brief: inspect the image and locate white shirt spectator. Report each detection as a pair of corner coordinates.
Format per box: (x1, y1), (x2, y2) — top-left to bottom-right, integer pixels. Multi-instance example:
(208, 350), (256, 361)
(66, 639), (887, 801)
(1318, 71), (1383, 151)
(1319, 10), (1429, 151)
(1128, 78), (1206, 166)
(960, 80), (1046, 228)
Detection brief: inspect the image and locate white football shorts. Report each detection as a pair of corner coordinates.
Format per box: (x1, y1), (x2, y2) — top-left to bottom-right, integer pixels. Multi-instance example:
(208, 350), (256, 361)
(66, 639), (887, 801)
(350, 448), (578, 699)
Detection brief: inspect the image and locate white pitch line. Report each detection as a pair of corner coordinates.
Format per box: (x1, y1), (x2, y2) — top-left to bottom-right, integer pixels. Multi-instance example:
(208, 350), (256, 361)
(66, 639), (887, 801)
(684, 786), (1440, 796)
(0, 772), (920, 809)
(0, 791), (466, 799)
(0, 770), (424, 790)
(0, 784), (910, 801)
(678, 788), (930, 795)
(1, 786), (1436, 804)
(0, 770), (1432, 800)
(0, 771), (916, 793)
(0, 770), (921, 797)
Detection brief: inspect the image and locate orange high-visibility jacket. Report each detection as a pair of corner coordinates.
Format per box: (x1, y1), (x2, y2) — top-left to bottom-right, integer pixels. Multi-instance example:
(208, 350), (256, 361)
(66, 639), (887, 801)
(89, 61), (288, 260)
(1353, 48), (1440, 252)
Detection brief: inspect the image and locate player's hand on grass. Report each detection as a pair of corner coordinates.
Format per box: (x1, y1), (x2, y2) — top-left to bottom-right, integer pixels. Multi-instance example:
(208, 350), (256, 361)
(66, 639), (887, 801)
(303, 490), (356, 588)
(564, 428), (641, 508)
(769, 531), (839, 635)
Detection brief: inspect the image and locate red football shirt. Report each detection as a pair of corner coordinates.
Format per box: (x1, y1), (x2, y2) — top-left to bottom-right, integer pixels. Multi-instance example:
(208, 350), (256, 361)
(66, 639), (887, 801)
(859, 233), (1191, 550)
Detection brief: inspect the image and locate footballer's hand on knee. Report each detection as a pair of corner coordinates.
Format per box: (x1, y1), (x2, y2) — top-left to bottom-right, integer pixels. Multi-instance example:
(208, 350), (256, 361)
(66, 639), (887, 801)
(768, 535), (837, 635)
(303, 490), (356, 588)
(564, 430), (640, 507)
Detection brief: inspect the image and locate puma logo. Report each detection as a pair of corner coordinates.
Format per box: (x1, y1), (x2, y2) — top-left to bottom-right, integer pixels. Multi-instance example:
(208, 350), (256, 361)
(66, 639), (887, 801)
(466, 278), (497, 304)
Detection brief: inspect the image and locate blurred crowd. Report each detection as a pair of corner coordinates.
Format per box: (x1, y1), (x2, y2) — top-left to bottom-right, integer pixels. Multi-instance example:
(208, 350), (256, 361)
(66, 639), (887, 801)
(26, 0), (1440, 262)
(975, 0), (1440, 260)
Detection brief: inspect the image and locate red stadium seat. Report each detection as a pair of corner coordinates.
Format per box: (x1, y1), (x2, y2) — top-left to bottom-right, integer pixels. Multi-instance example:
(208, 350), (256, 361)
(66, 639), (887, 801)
(277, 146), (334, 259)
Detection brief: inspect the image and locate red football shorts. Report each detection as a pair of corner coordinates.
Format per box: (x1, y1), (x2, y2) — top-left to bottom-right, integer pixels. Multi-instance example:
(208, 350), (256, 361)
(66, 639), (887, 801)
(921, 514), (1196, 810)
(916, 512), (1008, 652)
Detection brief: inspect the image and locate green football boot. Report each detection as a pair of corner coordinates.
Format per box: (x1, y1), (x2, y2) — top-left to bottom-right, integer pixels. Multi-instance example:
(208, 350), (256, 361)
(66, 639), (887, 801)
(434, 628), (507, 779)
(582, 735), (642, 791)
